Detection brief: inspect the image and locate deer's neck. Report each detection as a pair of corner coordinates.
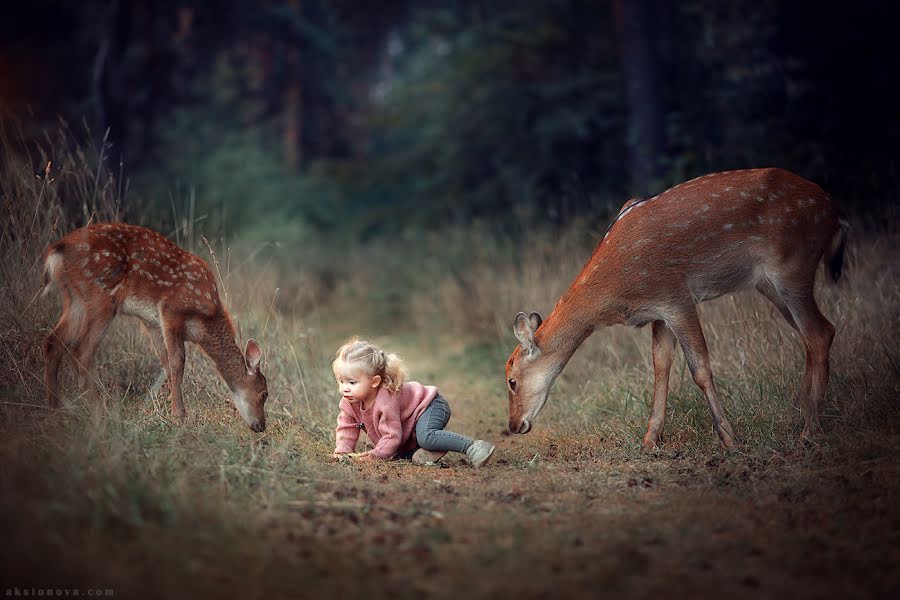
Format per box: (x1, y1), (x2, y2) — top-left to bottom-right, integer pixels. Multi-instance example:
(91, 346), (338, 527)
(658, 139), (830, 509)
(198, 314), (246, 391)
(535, 256), (619, 372)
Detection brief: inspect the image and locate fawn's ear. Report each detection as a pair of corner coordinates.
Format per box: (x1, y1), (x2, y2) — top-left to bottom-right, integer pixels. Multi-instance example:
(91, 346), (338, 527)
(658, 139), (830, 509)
(245, 338), (262, 373)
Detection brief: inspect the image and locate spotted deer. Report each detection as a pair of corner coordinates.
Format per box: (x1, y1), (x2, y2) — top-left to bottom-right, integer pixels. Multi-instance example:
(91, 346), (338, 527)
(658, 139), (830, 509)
(506, 168), (849, 449)
(41, 223), (269, 431)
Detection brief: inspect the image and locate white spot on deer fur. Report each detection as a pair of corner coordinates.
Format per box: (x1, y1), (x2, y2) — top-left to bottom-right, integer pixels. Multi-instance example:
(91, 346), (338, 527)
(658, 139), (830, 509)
(94, 253), (100, 262)
(725, 186), (733, 191)
(749, 235), (762, 240)
(723, 223), (734, 230)
(102, 250), (110, 257)
(109, 282), (123, 296)
(76, 243), (90, 251)
(739, 191), (749, 198)
(709, 193), (720, 198)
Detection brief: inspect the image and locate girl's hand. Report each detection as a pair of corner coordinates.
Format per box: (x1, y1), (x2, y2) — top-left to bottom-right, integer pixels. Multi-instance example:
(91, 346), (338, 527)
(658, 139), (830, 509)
(354, 452), (376, 463)
(331, 453), (351, 463)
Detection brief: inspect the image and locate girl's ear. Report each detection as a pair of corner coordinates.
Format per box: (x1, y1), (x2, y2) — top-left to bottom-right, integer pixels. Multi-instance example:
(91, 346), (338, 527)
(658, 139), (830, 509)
(370, 375), (382, 389)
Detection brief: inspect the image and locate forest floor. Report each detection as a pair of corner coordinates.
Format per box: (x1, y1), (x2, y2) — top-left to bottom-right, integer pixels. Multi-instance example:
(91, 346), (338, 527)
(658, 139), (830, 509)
(2, 209), (899, 599)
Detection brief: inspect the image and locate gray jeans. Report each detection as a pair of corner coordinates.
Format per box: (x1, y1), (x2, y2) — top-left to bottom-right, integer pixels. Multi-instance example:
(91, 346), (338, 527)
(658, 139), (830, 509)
(413, 395), (473, 454)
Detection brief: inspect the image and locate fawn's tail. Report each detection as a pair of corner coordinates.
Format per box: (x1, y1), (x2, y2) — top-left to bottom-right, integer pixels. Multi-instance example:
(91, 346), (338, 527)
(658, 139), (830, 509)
(41, 243), (65, 298)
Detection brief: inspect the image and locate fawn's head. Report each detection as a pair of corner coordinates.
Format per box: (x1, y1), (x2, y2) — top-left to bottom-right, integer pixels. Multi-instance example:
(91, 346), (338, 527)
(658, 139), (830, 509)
(232, 338), (268, 432)
(506, 311), (554, 434)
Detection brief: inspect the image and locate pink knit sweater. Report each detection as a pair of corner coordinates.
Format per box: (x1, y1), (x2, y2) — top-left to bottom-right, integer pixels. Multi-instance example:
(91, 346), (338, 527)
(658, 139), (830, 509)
(334, 381), (439, 459)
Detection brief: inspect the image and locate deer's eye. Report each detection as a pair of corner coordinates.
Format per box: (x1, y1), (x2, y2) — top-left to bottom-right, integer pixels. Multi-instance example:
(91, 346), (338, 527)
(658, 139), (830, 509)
(508, 378), (517, 393)
(261, 392), (269, 402)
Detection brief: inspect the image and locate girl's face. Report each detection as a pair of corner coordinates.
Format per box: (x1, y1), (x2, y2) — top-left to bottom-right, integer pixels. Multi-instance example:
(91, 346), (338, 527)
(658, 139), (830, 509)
(335, 364), (382, 405)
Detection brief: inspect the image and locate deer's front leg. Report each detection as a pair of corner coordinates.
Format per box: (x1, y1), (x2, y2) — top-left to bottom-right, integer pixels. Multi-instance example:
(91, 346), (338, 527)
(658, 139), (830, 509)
(140, 322), (169, 402)
(669, 308), (738, 449)
(643, 320), (676, 451)
(161, 316), (187, 421)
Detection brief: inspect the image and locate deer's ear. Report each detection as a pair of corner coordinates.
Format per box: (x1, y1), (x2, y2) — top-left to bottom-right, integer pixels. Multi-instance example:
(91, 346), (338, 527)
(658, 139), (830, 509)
(513, 312), (537, 356)
(245, 338), (262, 373)
(529, 312), (543, 332)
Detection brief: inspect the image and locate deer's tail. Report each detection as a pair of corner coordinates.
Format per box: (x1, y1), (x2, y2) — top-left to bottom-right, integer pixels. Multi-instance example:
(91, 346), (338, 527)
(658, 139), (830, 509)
(41, 243), (65, 298)
(826, 215), (850, 283)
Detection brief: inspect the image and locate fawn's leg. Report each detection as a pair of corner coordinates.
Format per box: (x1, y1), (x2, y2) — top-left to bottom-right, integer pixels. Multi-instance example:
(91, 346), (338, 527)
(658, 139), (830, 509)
(43, 294), (85, 407)
(643, 321), (677, 451)
(73, 301), (116, 405)
(160, 313), (187, 421)
(140, 322), (169, 401)
(668, 307), (737, 448)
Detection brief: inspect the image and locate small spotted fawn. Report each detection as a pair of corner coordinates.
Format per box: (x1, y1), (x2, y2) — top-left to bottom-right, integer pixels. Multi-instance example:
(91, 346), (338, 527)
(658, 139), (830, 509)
(42, 223), (268, 431)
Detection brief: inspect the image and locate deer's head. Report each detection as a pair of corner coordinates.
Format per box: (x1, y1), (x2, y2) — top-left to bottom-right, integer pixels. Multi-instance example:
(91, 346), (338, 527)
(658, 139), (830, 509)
(231, 338), (268, 432)
(506, 312), (556, 434)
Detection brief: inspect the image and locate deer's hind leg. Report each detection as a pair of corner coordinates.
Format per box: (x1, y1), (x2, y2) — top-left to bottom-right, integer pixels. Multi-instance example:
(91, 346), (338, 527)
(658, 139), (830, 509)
(72, 297), (117, 405)
(781, 290), (835, 437)
(44, 291), (87, 407)
(756, 278), (813, 412)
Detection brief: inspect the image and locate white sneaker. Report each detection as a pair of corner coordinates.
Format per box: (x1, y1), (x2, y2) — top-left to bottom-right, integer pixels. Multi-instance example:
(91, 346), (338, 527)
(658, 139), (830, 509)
(412, 448), (447, 465)
(465, 440), (495, 468)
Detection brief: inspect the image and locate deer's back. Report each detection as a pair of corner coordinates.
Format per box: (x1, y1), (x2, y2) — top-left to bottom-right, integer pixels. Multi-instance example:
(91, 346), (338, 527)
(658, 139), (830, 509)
(50, 224), (221, 318)
(596, 168), (841, 305)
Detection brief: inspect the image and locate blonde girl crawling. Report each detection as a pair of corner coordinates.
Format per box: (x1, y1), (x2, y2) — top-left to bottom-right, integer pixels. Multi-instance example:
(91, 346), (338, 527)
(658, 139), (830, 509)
(330, 337), (495, 467)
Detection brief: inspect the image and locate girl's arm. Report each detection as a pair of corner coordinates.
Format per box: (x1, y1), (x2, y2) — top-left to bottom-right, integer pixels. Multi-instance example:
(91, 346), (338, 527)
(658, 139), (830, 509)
(366, 400), (403, 459)
(334, 399), (361, 454)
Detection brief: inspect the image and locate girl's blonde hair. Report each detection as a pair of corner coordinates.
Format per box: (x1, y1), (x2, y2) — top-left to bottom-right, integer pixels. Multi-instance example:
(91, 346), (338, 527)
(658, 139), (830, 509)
(332, 337), (408, 393)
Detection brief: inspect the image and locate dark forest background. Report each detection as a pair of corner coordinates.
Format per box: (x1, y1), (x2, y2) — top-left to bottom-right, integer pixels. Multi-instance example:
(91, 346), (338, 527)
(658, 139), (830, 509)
(2, 0), (898, 242)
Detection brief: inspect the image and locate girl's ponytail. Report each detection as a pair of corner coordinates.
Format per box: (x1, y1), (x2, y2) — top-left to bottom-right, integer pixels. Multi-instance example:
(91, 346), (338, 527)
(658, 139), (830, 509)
(380, 351), (407, 393)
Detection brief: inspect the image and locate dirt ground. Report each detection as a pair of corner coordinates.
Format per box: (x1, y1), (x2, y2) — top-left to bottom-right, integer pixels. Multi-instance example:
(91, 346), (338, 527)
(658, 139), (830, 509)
(2, 308), (898, 600)
(250, 334), (900, 600)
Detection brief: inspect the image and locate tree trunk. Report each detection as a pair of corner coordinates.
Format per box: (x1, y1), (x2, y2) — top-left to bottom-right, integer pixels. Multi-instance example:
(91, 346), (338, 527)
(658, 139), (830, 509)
(614, 0), (665, 196)
(284, 0), (303, 171)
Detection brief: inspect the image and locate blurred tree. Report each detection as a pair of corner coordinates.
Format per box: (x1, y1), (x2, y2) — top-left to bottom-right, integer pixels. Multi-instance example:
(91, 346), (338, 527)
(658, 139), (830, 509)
(613, 0), (665, 196)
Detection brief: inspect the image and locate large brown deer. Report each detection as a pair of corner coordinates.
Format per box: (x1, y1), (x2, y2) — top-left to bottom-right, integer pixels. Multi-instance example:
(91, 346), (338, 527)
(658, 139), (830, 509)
(506, 168), (848, 449)
(41, 223), (269, 431)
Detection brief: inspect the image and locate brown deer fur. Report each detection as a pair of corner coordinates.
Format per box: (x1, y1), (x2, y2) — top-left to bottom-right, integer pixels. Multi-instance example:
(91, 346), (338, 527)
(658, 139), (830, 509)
(506, 168), (849, 449)
(42, 223), (268, 431)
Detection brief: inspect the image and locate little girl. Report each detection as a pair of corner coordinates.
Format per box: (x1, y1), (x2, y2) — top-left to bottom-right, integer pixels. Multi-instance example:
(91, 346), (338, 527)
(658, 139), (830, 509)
(330, 337), (495, 468)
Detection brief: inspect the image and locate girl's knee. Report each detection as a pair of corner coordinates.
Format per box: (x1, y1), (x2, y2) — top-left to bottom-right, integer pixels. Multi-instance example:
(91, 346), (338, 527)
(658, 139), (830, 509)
(417, 429), (441, 450)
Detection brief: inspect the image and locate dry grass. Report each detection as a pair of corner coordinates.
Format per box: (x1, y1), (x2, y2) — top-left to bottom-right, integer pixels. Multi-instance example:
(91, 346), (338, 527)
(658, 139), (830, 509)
(1, 129), (898, 598)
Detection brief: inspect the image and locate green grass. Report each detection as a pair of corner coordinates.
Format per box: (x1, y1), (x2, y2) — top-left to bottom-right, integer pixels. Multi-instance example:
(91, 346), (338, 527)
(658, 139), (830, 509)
(1, 129), (899, 598)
